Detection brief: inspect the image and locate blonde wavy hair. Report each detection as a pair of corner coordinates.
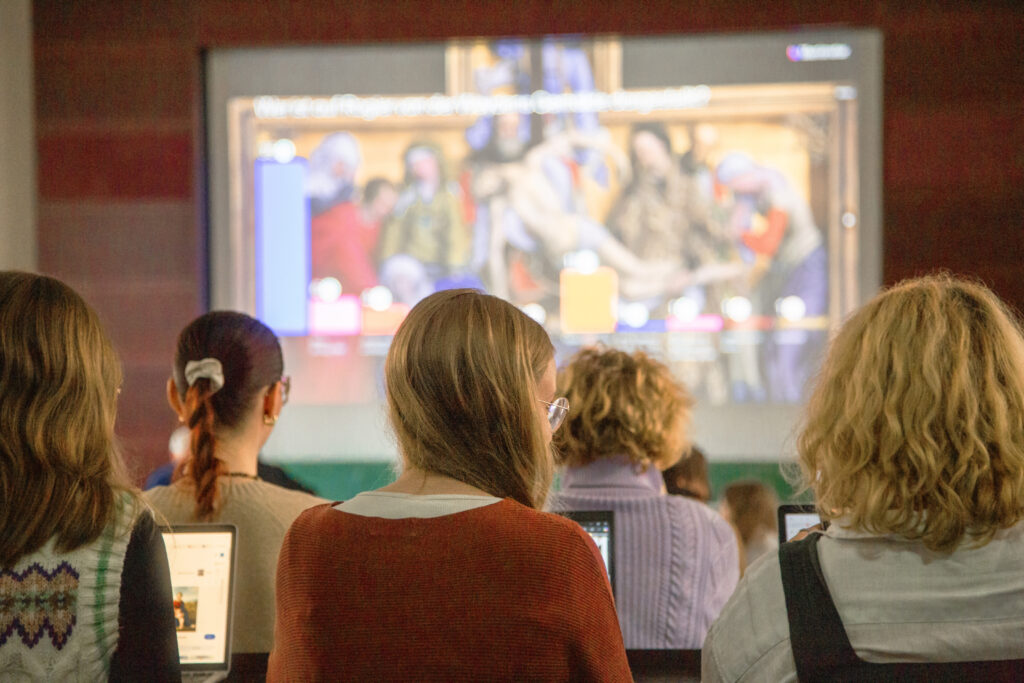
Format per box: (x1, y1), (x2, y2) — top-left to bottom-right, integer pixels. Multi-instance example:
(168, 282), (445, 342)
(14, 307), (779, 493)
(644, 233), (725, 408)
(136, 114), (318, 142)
(0, 271), (134, 566)
(798, 274), (1024, 552)
(385, 289), (555, 509)
(554, 346), (693, 470)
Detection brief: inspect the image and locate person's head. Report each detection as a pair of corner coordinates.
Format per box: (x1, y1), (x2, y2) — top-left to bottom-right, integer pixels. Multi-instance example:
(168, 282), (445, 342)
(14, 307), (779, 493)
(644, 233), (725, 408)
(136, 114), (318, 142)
(663, 445), (711, 502)
(715, 151), (765, 195)
(0, 271), (132, 566)
(554, 347), (693, 472)
(362, 177), (397, 222)
(404, 143), (443, 186)
(306, 131), (362, 201)
(168, 311), (286, 520)
(384, 289), (556, 508)
(798, 274), (1024, 552)
(720, 480), (778, 545)
(630, 122), (674, 179)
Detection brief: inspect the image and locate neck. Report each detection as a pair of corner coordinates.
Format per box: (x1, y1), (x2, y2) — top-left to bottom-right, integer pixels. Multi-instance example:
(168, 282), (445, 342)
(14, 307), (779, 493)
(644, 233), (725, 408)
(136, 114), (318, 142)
(378, 466), (493, 497)
(212, 431), (261, 478)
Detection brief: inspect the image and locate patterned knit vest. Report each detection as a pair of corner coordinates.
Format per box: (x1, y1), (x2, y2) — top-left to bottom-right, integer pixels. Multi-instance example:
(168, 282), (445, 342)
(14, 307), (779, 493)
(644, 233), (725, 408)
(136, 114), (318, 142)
(0, 504), (134, 681)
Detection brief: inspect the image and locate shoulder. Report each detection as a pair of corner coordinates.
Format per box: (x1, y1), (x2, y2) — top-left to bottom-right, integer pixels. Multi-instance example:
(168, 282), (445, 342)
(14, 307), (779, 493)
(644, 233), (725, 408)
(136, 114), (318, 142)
(222, 479), (329, 518)
(254, 479), (330, 507)
(499, 499), (598, 541)
(142, 482), (190, 510)
(703, 549), (793, 681)
(494, 501), (613, 580)
(282, 502), (346, 538)
(659, 494), (736, 540)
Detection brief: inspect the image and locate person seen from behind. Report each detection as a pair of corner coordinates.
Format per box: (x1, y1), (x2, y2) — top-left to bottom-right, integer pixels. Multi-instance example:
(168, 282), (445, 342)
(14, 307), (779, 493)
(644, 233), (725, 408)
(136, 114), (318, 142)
(144, 311), (327, 656)
(703, 274), (1024, 682)
(662, 445), (712, 503)
(549, 346), (739, 649)
(0, 271), (179, 680)
(720, 480), (779, 572)
(268, 289), (631, 681)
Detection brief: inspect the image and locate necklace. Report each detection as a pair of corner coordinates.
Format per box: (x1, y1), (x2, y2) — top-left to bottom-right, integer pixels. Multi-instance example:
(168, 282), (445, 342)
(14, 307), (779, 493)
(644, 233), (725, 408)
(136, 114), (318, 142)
(223, 472), (259, 480)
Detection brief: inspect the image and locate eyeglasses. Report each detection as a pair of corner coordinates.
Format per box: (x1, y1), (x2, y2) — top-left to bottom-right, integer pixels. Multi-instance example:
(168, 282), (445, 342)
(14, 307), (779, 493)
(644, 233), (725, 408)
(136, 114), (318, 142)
(538, 397), (569, 432)
(280, 376), (291, 405)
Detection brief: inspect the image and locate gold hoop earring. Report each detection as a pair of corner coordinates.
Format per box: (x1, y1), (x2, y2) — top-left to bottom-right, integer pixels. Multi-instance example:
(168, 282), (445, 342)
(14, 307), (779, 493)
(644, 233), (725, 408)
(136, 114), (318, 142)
(263, 414), (278, 426)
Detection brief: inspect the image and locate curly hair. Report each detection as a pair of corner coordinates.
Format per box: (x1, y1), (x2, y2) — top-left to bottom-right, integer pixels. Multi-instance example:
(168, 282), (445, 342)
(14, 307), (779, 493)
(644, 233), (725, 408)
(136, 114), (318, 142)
(554, 346), (693, 471)
(385, 289), (555, 509)
(797, 274), (1024, 552)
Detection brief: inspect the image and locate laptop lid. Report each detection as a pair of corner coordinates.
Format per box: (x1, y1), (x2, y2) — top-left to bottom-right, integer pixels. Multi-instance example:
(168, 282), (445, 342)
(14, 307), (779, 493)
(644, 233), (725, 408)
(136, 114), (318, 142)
(558, 510), (615, 597)
(159, 524), (238, 674)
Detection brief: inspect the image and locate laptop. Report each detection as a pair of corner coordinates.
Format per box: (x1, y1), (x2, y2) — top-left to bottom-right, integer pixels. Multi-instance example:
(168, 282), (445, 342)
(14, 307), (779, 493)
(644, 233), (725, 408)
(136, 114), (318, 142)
(159, 524), (238, 681)
(777, 504), (825, 544)
(558, 510), (615, 596)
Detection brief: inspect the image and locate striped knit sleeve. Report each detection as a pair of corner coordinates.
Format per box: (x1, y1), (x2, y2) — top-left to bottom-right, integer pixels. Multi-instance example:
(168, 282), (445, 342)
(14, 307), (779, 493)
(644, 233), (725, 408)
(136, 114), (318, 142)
(108, 509), (180, 682)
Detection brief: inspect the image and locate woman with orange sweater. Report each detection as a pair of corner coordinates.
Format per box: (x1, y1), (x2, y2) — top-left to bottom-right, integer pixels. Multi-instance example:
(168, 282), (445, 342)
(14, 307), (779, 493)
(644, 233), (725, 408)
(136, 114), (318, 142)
(268, 289), (631, 681)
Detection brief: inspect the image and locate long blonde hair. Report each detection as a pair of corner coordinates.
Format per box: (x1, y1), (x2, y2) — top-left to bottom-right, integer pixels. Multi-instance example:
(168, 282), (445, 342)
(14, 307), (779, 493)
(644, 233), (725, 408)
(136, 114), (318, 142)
(554, 346), (693, 471)
(798, 274), (1024, 552)
(0, 271), (133, 566)
(384, 289), (554, 508)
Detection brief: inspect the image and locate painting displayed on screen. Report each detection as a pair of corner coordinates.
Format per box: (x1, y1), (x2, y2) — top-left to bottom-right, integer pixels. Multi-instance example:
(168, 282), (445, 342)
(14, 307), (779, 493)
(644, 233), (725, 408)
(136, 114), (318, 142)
(208, 30), (880, 461)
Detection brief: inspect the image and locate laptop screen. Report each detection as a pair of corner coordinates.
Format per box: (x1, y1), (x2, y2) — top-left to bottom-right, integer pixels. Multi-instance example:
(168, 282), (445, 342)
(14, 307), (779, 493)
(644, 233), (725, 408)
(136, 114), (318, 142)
(558, 510), (615, 595)
(159, 524), (237, 672)
(777, 504), (824, 544)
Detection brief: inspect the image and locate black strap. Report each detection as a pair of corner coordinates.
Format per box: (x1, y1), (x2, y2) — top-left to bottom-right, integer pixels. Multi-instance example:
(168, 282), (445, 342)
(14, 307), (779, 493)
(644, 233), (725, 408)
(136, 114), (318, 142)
(779, 534), (860, 680)
(779, 533), (1024, 682)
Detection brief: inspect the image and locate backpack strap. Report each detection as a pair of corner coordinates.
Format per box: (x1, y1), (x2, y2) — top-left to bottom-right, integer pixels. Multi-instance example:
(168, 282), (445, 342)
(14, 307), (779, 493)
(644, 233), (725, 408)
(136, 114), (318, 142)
(778, 533), (860, 680)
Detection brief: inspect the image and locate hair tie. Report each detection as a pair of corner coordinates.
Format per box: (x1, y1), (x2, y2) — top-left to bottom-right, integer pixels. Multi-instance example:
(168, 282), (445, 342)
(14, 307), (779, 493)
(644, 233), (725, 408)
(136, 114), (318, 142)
(184, 358), (225, 394)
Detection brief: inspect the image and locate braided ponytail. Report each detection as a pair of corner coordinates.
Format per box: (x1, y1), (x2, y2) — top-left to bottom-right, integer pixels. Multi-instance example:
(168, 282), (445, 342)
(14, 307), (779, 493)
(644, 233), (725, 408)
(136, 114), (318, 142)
(183, 381), (226, 520)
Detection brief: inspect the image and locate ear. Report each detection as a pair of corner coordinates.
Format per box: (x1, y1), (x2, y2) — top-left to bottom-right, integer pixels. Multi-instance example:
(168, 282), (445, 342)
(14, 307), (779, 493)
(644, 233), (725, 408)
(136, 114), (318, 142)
(167, 378), (187, 422)
(263, 381), (283, 424)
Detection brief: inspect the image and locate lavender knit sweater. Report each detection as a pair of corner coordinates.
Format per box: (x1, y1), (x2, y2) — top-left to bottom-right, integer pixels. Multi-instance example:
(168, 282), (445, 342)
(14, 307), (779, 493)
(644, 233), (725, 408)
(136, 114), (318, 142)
(548, 457), (739, 649)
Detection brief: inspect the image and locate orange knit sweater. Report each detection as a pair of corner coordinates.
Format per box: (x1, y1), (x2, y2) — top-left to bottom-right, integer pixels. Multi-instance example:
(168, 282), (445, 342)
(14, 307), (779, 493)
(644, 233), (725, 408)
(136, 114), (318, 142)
(267, 499), (632, 682)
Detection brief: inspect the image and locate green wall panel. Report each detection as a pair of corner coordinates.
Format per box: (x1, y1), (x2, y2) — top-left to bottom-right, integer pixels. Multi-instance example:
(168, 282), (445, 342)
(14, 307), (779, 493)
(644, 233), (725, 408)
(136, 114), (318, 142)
(274, 460), (812, 504)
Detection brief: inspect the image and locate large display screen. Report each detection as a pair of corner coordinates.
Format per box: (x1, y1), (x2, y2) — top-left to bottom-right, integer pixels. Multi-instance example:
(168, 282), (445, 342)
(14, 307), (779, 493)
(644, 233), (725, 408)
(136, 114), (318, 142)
(206, 29), (882, 462)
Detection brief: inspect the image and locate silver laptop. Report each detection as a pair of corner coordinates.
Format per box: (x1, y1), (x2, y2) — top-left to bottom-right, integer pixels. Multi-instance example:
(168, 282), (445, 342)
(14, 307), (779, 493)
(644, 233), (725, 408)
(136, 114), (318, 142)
(159, 524), (238, 681)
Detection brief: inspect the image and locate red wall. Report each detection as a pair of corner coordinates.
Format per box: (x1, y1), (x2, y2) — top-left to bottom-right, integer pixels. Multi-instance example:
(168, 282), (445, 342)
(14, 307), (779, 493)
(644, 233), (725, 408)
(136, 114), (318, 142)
(32, 1), (1024, 481)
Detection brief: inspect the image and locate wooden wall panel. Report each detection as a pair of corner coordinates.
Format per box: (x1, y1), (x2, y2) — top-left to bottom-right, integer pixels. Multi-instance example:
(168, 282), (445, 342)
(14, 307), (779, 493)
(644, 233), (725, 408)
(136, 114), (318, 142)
(37, 132), (193, 199)
(37, 201), (199, 283)
(31, 0), (1024, 480)
(35, 42), (194, 123)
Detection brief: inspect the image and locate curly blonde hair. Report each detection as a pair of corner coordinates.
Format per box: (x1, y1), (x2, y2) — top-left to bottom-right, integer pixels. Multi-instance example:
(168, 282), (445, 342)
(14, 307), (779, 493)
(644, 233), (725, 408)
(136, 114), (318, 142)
(798, 274), (1024, 552)
(554, 346), (693, 471)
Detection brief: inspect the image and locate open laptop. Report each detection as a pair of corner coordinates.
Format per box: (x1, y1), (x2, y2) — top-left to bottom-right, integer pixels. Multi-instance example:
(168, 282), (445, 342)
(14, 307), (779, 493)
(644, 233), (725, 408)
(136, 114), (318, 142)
(777, 504), (825, 544)
(557, 510), (615, 596)
(159, 524), (238, 682)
